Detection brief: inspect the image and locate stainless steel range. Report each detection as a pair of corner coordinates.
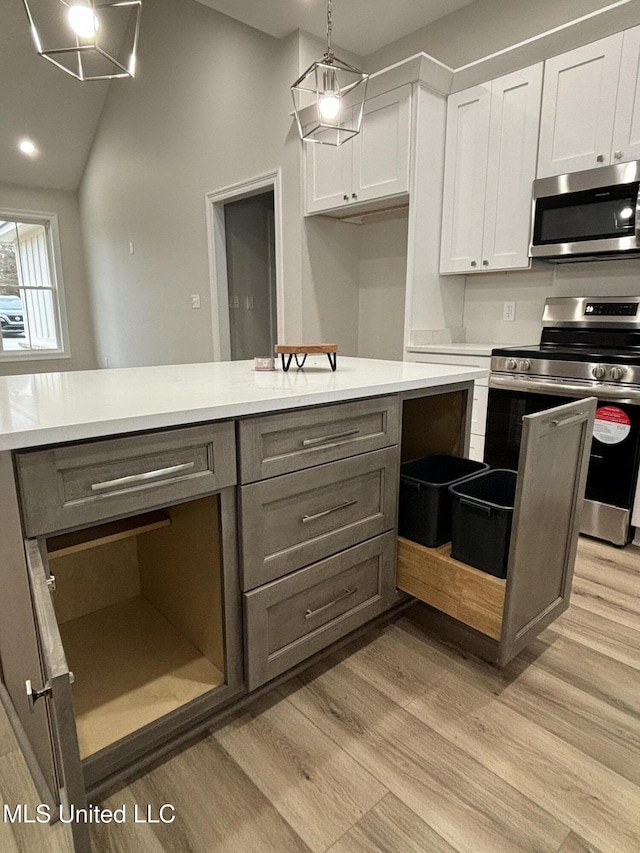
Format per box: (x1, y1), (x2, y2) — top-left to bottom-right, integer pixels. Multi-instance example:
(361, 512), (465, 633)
(486, 295), (640, 545)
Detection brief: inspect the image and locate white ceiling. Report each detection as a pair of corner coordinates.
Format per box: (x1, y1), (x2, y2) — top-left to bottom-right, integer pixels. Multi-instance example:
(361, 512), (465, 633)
(195, 0), (476, 57)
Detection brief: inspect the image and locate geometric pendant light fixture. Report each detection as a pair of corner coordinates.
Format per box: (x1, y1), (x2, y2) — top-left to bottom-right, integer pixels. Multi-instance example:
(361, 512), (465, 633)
(21, 0), (142, 81)
(291, 0), (368, 146)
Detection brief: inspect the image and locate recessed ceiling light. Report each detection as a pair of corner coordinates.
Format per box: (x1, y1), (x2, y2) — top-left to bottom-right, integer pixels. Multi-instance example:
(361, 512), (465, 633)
(19, 139), (37, 156)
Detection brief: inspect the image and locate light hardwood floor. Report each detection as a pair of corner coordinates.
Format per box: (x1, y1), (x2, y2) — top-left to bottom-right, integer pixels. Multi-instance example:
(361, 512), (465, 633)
(1, 536), (639, 852)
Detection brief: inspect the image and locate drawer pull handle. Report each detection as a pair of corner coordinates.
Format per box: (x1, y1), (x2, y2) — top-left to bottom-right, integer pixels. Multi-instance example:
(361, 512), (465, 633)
(90, 462), (196, 493)
(302, 429), (360, 447)
(305, 587), (357, 620)
(551, 414), (586, 428)
(302, 499), (358, 524)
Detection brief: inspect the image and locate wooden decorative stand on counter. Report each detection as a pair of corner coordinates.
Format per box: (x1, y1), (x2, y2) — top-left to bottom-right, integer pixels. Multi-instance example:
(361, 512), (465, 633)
(275, 344), (338, 371)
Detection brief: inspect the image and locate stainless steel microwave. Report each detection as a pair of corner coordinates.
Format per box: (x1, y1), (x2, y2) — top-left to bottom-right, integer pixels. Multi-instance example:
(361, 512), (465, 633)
(530, 161), (640, 262)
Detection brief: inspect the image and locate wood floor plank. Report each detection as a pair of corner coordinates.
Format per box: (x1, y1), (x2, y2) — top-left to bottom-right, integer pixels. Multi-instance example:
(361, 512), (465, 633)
(406, 672), (640, 853)
(327, 792), (457, 853)
(552, 604), (640, 670)
(571, 575), (640, 630)
(519, 630), (640, 718)
(557, 831), (605, 853)
(287, 661), (569, 853)
(93, 736), (311, 853)
(336, 621), (449, 707)
(388, 617), (640, 787)
(214, 691), (387, 852)
(0, 750), (73, 853)
(575, 540), (640, 596)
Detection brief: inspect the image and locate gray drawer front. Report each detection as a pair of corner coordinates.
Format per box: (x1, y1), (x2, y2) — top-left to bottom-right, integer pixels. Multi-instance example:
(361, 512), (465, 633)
(240, 447), (398, 590)
(16, 423), (236, 536)
(238, 396), (400, 483)
(244, 532), (397, 689)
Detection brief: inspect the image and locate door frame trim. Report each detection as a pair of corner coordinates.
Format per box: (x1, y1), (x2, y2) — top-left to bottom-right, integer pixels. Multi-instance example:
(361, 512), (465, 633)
(205, 170), (284, 361)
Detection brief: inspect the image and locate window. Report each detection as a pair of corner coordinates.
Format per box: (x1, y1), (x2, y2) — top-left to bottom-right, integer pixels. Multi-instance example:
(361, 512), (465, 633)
(0, 211), (68, 359)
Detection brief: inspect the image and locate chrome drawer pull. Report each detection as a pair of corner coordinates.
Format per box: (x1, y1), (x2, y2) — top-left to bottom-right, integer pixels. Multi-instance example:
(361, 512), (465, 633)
(301, 499), (358, 524)
(302, 429), (360, 448)
(90, 462), (196, 493)
(552, 414), (586, 428)
(305, 587), (357, 620)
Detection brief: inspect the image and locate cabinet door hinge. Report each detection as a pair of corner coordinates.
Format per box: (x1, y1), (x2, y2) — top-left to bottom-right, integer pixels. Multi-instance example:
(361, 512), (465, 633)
(25, 679), (52, 712)
(46, 574), (56, 592)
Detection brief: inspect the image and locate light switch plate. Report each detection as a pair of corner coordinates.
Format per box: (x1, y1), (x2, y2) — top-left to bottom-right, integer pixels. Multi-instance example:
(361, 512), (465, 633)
(503, 301), (516, 322)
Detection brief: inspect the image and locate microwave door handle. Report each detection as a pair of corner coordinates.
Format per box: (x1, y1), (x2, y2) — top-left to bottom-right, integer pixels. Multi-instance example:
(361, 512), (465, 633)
(636, 188), (640, 241)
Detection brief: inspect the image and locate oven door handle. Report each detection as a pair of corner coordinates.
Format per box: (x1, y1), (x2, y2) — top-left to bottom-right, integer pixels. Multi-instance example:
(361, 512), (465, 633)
(489, 373), (639, 402)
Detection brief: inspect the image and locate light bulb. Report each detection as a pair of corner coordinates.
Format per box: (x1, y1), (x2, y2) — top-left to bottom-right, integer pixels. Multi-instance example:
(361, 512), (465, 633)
(19, 139), (36, 155)
(619, 206), (634, 220)
(67, 4), (99, 39)
(319, 93), (341, 120)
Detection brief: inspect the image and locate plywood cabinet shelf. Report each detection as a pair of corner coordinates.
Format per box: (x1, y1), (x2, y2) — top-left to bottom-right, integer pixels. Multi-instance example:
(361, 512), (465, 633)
(46, 511), (171, 559)
(397, 536), (505, 640)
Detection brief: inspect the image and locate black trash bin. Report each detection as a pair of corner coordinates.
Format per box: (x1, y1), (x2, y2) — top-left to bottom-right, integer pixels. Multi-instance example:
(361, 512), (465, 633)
(449, 469), (517, 578)
(398, 454), (489, 548)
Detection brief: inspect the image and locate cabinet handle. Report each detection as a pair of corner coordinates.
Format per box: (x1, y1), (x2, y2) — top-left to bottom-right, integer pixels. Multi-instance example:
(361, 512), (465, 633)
(343, 194), (349, 201)
(551, 413), (587, 428)
(482, 260), (489, 266)
(302, 429), (360, 447)
(351, 192), (358, 199)
(596, 154), (605, 163)
(90, 462), (196, 493)
(302, 499), (358, 524)
(305, 587), (357, 620)
(614, 151), (623, 160)
(25, 679), (52, 713)
(470, 261), (477, 267)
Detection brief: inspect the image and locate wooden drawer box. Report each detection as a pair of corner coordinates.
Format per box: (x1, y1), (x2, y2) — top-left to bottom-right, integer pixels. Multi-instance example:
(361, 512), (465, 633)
(397, 537), (505, 640)
(239, 447), (398, 590)
(245, 532), (397, 689)
(238, 396), (400, 483)
(16, 422), (236, 536)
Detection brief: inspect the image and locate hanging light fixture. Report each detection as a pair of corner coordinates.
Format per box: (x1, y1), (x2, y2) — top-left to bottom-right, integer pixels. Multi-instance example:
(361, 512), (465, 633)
(22, 0), (142, 82)
(291, 0), (368, 146)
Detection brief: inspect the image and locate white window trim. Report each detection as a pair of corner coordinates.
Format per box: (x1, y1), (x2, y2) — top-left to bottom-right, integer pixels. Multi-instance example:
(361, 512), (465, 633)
(0, 208), (71, 362)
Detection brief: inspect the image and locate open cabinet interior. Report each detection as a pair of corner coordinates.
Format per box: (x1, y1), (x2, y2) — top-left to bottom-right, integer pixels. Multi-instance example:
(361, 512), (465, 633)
(398, 389), (507, 640)
(45, 495), (226, 759)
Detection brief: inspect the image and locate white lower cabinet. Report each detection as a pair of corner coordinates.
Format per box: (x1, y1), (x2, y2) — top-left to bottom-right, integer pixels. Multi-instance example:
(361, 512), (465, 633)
(441, 64), (542, 274)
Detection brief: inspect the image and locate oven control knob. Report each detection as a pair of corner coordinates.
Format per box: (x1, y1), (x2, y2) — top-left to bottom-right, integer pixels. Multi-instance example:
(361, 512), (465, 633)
(592, 365), (606, 379)
(609, 366), (627, 381)
(505, 358), (518, 370)
(518, 359), (531, 372)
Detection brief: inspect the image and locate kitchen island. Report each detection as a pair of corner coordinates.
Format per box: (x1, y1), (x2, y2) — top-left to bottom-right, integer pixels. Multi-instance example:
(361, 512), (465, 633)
(0, 356), (486, 853)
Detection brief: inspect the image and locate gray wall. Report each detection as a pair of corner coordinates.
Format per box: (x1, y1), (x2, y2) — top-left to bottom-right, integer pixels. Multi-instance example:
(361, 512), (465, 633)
(0, 183), (97, 376)
(366, 0), (631, 72)
(80, 0), (303, 368)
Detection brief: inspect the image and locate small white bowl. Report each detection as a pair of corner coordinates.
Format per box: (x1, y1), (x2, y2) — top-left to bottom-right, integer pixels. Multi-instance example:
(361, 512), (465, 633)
(254, 356), (275, 371)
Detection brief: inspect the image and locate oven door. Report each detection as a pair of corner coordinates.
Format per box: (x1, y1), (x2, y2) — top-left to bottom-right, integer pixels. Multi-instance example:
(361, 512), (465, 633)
(485, 384), (640, 545)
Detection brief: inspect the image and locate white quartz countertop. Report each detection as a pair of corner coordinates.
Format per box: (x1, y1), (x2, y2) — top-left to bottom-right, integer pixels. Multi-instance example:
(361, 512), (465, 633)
(406, 343), (501, 357)
(0, 357), (487, 451)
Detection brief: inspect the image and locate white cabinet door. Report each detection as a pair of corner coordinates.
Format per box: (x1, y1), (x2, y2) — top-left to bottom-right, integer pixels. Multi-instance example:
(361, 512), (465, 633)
(304, 112), (354, 215)
(537, 34), (623, 178)
(612, 25), (640, 165)
(440, 84), (491, 273)
(352, 85), (411, 203)
(482, 64), (542, 271)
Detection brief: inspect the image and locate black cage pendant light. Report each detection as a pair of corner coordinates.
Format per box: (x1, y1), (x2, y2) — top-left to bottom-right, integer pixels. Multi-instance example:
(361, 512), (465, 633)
(291, 0), (368, 146)
(22, 0), (142, 81)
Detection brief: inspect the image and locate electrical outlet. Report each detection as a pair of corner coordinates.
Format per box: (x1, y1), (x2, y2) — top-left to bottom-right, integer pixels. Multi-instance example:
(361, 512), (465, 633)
(230, 296), (240, 309)
(190, 294), (201, 309)
(246, 295), (254, 310)
(503, 301), (516, 322)
(128, 242), (134, 255)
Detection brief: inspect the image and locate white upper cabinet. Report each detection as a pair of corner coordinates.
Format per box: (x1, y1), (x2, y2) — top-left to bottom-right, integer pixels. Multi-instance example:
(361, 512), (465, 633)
(304, 85), (412, 216)
(537, 33), (625, 178)
(440, 64), (543, 275)
(612, 26), (640, 164)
